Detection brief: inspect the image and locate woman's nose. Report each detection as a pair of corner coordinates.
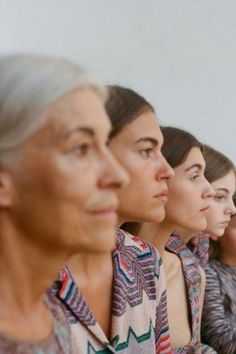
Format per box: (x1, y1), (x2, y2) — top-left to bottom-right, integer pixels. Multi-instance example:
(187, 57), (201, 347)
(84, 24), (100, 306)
(98, 148), (130, 190)
(202, 180), (215, 199)
(155, 155), (174, 181)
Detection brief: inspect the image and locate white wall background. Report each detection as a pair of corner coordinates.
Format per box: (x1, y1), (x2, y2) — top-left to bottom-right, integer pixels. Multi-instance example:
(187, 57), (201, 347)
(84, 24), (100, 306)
(0, 0), (235, 163)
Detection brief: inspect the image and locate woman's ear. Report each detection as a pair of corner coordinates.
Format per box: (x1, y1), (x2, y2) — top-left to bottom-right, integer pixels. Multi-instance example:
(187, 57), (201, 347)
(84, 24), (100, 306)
(0, 166), (13, 207)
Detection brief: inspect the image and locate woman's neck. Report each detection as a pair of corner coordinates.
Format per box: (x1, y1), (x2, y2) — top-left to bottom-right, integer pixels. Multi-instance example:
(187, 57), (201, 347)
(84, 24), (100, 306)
(67, 251), (113, 288)
(0, 236), (69, 315)
(138, 222), (173, 257)
(172, 226), (196, 244)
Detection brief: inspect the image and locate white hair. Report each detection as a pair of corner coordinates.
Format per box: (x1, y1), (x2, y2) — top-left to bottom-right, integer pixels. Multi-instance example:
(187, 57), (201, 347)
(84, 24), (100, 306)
(0, 53), (107, 157)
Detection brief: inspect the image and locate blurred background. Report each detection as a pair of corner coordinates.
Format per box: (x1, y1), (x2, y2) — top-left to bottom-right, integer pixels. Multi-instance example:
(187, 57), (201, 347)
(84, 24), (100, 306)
(1, 0), (235, 162)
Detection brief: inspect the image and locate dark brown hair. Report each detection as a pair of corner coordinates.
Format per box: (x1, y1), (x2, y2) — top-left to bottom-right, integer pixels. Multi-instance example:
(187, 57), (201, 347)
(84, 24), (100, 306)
(202, 144), (235, 183)
(105, 85), (154, 139)
(161, 126), (202, 168)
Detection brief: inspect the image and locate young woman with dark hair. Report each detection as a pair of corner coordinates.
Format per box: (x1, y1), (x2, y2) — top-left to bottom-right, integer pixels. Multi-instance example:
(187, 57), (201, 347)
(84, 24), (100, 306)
(137, 127), (216, 353)
(194, 145), (236, 354)
(188, 145), (235, 266)
(108, 86), (174, 353)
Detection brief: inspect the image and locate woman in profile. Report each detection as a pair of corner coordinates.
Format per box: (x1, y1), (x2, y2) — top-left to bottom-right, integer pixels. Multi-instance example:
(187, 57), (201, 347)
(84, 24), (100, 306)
(137, 127), (216, 353)
(198, 145), (236, 354)
(0, 54), (127, 353)
(189, 145), (235, 268)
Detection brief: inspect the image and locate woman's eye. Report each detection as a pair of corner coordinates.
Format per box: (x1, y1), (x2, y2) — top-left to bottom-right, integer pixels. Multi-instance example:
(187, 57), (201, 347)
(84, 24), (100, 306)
(214, 195), (225, 201)
(140, 148), (154, 158)
(72, 143), (90, 156)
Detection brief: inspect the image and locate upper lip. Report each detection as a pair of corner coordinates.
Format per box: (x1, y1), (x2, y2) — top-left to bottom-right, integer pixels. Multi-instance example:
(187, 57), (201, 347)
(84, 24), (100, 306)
(200, 205), (210, 212)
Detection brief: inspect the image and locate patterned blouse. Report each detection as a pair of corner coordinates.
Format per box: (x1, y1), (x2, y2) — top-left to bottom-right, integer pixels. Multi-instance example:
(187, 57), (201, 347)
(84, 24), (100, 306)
(187, 233), (210, 268)
(0, 292), (75, 353)
(202, 260), (236, 354)
(165, 234), (216, 354)
(52, 229), (172, 353)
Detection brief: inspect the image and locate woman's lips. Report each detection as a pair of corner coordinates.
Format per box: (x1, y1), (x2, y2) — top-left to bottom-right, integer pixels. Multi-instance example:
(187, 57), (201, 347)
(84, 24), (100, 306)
(200, 206), (210, 214)
(219, 220), (230, 228)
(154, 190), (168, 202)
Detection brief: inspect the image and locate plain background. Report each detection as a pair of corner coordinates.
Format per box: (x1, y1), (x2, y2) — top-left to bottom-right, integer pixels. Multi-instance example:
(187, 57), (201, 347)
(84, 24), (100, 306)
(0, 0), (235, 163)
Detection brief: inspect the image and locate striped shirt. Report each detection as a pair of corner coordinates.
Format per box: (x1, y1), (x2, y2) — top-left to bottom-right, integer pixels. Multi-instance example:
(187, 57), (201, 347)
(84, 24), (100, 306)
(166, 234), (216, 354)
(202, 260), (236, 354)
(187, 233), (210, 268)
(52, 229), (172, 353)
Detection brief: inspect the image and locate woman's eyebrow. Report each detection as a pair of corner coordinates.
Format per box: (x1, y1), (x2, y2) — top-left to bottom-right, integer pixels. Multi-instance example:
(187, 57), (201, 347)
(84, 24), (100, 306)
(135, 137), (159, 146)
(63, 126), (95, 139)
(184, 163), (203, 172)
(215, 188), (229, 194)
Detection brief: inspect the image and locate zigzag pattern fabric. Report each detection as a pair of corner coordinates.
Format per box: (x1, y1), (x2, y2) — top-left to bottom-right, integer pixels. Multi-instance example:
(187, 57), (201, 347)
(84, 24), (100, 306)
(112, 231), (161, 315)
(52, 229), (172, 353)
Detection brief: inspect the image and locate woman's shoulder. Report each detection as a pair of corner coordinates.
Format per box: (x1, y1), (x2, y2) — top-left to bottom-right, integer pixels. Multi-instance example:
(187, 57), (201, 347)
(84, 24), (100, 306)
(116, 228), (161, 259)
(115, 228), (164, 282)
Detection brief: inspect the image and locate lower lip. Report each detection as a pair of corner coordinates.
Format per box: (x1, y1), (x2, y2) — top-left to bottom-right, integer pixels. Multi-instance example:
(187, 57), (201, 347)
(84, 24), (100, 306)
(90, 210), (117, 220)
(155, 195), (168, 202)
(220, 222), (229, 228)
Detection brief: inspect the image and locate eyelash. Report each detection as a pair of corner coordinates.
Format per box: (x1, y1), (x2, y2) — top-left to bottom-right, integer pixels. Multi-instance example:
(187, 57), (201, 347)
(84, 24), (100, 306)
(214, 195), (225, 201)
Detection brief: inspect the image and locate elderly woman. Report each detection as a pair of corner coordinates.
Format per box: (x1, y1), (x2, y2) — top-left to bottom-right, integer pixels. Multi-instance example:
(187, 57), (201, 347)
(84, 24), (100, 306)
(0, 54), (127, 353)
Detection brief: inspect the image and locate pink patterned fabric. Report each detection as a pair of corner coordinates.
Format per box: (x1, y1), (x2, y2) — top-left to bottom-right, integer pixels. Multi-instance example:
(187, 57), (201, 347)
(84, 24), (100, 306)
(188, 233), (210, 267)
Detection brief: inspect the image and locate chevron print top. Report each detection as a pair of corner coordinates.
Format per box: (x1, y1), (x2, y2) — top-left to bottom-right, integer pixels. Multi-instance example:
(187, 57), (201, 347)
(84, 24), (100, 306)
(165, 234), (216, 354)
(52, 229), (172, 353)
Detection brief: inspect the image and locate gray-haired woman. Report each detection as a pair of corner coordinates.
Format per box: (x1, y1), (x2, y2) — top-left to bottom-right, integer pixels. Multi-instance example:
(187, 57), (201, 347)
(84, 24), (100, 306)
(0, 54), (127, 353)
